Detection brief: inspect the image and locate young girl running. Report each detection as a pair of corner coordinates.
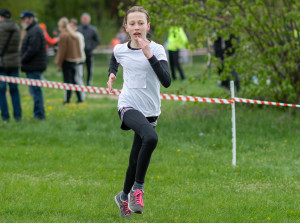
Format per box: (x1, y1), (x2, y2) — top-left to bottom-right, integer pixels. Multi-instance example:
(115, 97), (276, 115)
(107, 6), (171, 218)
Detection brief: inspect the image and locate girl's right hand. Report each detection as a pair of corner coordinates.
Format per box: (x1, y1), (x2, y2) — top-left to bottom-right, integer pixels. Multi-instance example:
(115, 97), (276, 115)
(107, 73), (116, 93)
(137, 38), (153, 59)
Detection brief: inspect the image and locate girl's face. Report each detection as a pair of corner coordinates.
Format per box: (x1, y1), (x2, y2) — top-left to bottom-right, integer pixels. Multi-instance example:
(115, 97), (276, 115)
(125, 12), (150, 41)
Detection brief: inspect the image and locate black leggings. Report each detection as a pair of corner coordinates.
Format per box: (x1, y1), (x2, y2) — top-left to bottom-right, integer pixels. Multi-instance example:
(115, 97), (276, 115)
(122, 109), (158, 194)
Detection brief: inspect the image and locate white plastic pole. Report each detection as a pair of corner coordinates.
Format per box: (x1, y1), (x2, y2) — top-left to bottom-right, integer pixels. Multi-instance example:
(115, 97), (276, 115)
(230, 81), (236, 166)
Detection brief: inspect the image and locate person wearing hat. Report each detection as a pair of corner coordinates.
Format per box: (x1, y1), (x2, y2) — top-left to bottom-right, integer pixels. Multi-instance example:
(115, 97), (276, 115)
(0, 9), (22, 122)
(20, 10), (47, 120)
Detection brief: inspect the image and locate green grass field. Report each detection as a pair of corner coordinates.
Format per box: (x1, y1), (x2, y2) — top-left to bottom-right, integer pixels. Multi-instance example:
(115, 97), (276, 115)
(0, 54), (299, 222)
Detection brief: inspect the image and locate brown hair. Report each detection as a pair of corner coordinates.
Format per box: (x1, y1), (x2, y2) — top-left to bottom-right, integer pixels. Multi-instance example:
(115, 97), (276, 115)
(70, 18), (78, 26)
(58, 17), (77, 38)
(123, 6), (150, 26)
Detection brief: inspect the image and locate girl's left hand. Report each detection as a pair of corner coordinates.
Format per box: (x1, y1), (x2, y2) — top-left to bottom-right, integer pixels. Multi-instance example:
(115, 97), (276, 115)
(137, 38), (153, 59)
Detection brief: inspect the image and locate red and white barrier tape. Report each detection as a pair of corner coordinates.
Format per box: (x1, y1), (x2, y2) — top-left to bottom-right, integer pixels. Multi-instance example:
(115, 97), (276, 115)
(0, 75), (121, 95)
(0, 75), (299, 107)
(0, 75), (233, 104)
(161, 93), (233, 104)
(233, 97), (300, 108)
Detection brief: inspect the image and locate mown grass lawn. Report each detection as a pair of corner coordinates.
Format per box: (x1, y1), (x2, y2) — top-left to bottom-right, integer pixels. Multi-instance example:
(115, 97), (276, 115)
(0, 54), (299, 222)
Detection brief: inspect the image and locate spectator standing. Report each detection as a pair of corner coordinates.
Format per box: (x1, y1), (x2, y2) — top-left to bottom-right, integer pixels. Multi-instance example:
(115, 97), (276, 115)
(111, 34), (122, 49)
(39, 23), (58, 51)
(213, 33), (240, 91)
(167, 26), (188, 81)
(20, 10), (47, 120)
(55, 17), (83, 104)
(78, 13), (100, 86)
(70, 18), (86, 102)
(117, 27), (127, 43)
(52, 28), (60, 53)
(224, 34), (240, 91)
(213, 35), (225, 77)
(0, 9), (22, 122)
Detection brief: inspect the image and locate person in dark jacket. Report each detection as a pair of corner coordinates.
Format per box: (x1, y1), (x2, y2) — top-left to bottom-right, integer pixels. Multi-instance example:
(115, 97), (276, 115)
(20, 10), (47, 120)
(213, 35), (225, 80)
(0, 9), (22, 122)
(78, 13), (99, 86)
(213, 33), (240, 91)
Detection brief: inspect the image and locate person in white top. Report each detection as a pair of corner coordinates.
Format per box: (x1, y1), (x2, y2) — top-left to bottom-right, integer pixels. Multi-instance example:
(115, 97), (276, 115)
(107, 6), (171, 218)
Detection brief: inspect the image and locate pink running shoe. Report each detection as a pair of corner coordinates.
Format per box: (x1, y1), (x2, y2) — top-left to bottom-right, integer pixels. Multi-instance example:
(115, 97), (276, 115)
(114, 192), (132, 218)
(128, 189), (144, 214)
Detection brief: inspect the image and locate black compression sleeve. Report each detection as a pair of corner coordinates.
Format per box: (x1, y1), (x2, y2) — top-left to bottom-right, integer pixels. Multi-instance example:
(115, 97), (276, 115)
(148, 55), (171, 88)
(108, 53), (119, 76)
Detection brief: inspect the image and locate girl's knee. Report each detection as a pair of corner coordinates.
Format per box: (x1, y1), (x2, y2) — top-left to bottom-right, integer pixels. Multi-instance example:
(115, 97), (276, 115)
(144, 130), (158, 147)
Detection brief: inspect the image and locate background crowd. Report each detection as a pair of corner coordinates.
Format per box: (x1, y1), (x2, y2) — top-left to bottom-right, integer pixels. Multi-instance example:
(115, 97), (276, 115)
(0, 9), (101, 122)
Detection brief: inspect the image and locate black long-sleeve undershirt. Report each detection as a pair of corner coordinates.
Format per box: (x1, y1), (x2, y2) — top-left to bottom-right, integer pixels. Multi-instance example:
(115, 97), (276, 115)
(108, 53), (171, 88)
(108, 53), (119, 76)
